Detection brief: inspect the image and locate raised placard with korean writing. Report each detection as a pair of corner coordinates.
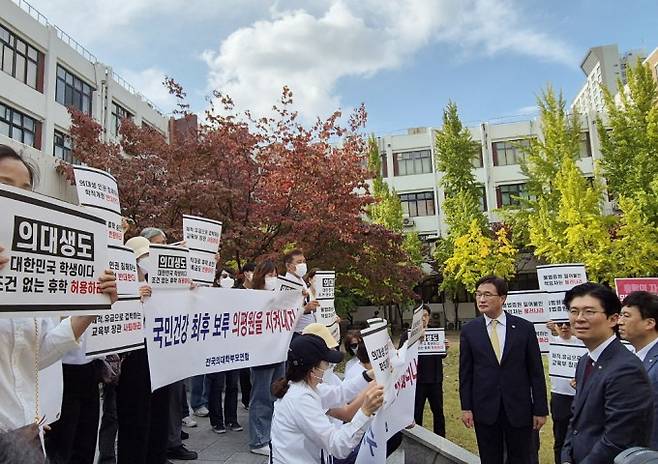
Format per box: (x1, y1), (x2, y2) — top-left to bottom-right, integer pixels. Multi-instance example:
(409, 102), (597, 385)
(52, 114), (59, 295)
(73, 166), (121, 214)
(502, 290), (546, 323)
(188, 250), (216, 286)
(0, 184), (111, 317)
(546, 291), (568, 322)
(148, 244), (191, 289)
(361, 322), (394, 391)
(407, 305), (425, 346)
(108, 245), (139, 296)
(537, 264), (587, 293)
(418, 328), (446, 355)
(182, 215), (222, 253)
(312, 271), (335, 300)
(143, 287), (304, 390)
(534, 323), (551, 354)
(615, 277), (658, 301)
(549, 341), (587, 379)
(85, 296), (144, 357)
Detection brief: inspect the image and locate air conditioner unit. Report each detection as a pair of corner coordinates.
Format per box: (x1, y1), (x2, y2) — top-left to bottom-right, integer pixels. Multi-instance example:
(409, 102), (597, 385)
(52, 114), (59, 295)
(402, 217), (414, 227)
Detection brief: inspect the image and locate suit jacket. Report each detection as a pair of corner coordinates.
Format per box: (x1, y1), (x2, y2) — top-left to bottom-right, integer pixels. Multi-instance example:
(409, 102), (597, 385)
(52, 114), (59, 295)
(561, 338), (653, 464)
(399, 330), (444, 384)
(459, 312), (548, 427)
(644, 341), (658, 450)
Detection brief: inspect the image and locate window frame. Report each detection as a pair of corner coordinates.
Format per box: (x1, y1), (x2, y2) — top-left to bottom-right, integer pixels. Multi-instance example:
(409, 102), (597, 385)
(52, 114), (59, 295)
(496, 183), (529, 208)
(0, 102), (40, 148)
(399, 191), (436, 217)
(393, 149), (432, 176)
(492, 138), (531, 166)
(0, 24), (42, 91)
(55, 64), (94, 115)
(111, 101), (133, 137)
(53, 129), (78, 164)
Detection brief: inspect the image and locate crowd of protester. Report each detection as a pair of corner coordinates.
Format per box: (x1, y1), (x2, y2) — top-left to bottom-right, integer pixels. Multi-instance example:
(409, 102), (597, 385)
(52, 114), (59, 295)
(2, 143), (658, 464)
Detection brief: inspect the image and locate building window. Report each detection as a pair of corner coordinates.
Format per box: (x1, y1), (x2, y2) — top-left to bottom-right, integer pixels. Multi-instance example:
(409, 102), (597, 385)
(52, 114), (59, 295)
(0, 25), (42, 91)
(393, 149), (432, 176)
(478, 185), (488, 212)
(496, 183), (529, 207)
(400, 191), (435, 217)
(579, 132), (592, 158)
(492, 138), (530, 166)
(111, 102), (133, 137)
(53, 130), (78, 164)
(381, 154), (388, 178)
(472, 146), (484, 168)
(55, 65), (93, 115)
(0, 103), (39, 148)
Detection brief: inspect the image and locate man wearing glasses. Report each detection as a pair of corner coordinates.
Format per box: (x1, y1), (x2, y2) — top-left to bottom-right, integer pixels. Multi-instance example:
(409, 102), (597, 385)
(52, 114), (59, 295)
(560, 283), (653, 464)
(459, 275), (548, 464)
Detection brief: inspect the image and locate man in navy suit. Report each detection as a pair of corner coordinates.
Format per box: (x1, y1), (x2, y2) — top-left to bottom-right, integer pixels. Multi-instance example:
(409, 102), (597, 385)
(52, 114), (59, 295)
(459, 275), (548, 464)
(618, 290), (658, 450)
(561, 283), (653, 464)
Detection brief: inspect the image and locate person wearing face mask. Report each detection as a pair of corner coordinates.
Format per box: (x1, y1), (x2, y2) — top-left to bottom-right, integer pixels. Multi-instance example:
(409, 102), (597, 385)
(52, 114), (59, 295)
(283, 249), (319, 335)
(270, 334), (384, 463)
(0, 145), (118, 446)
(343, 331), (362, 378)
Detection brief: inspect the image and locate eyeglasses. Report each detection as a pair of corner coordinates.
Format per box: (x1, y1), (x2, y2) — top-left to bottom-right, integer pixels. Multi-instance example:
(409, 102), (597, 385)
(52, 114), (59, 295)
(475, 292), (500, 299)
(569, 309), (606, 319)
(555, 321), (571, 327)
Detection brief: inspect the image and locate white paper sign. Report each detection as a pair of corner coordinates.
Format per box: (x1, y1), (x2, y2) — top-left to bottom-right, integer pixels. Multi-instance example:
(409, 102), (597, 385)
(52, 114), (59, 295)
(545, 291), (568, 322)
(188, 249), (216, 286)
(84, 207), (124, 247)
(143, 287), (304, 390)
(549, 341), (587, 380)
(418, 328), (446, 355)
(73, 166), (121, 214)
(0, 184), (111, 317)
(534, 323), (551, 354)
(85, 297), (144, 357)
(148, 244), (191, 289)
(40, 361), (63, 425)
(312, 271), (335, 300)
(537, 264), (587, 293)
(407, 305), (425, 346)
(108, 245), (139, 296)
(182, 215), (222, 253)
(277, 276), (303, 292)
(502, 290), (546, 323)
(361, 323), (394, 394)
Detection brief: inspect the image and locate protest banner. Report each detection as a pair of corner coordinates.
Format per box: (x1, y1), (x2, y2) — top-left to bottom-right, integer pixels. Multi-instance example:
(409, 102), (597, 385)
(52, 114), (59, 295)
(108, 245), (139, 296)
(537, 263), (587, 293)
(182, 215), (222, 252)
(545, 291), (568, 322)
(40, 361), (63, 425)
(143, 286), (304, 390)
(188, 250), (217, 286)
(85, 296), (144, 357)
(0, 183), (111, 317)
(361, 322), (394, 399)
(73, 166), (124, 247)
(356, 343), (418, 464)
(534, 323), (551, 354)
(312, 271), (335, 300)
(549, 340), (587, 380)
(615, 277), (658, 300)
(148, 244), (191, 289)
(407, 305), (425, 346)
(277, 275), (303, 292)
(418, 328), (446, 355)
(502, 290), (546, 323)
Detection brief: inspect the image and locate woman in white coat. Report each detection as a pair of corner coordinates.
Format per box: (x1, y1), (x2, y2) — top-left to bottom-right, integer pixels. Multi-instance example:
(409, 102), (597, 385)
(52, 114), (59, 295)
(270, 333), (384, 463)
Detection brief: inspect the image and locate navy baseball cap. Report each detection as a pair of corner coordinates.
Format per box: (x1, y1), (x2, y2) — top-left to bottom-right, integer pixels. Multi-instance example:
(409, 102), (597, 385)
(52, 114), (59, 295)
(289, 334), (344, 367)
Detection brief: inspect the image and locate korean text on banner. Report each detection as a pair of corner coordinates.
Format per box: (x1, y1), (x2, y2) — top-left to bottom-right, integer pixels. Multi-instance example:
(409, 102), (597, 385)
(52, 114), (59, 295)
(148, 244), (191, 289)
(549, 341), (587, 380)
(73, 166), (123, 246)
(108, 245), (139, 296)
(418, 328), (446, 355)
(502, 290), (546, 323)
(534, 323), (551, 354)
(182, 215), (222, 253)
(311, 271), (335, 300)
(615, 277), (658, 301)
(356, 343), (418, 464)
(85, 296), (144, 357)
(407, 305), (425, 346)
(0, 183), (111, 317)
(188, 250), (216, 286)
(143, 287), (304, 391)
(537, 264), (587, 292)
(360, 323), (393, 390)
(546, 292), (568, 322)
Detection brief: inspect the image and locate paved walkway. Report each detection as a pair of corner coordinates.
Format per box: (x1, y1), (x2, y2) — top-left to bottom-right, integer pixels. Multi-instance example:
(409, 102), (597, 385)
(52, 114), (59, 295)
(171, 407), (268, 464)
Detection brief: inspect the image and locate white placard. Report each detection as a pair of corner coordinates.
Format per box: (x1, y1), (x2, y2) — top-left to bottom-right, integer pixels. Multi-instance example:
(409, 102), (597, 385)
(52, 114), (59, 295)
(85, 297), (144, 357)
(549, 341), (587, 380)
(85, 207), (123, 247)
(312, 271), (335, 300)
(418, 328), (446, 355)
(148, 244), (191, 289)
(407, 305), (425, 346)
(277, 276), (303, 292)
(537, 263), (587, 293)
(534, 323), (551, 354)
(188, 249), (216, 286)
(545, 291), (568, 322)
(108, 245), (139, 296)
(40, 361), (63, 425)
(317, 299), (337, 326)
(356, 343), (418, 464)
(361, 322), (394, 394)
(143, 287), (304, 390)
(182, 215), (222, 253)
(502, 290), (546, 323)
(73, 166), (121, 214)
(0, 184), (111, 317)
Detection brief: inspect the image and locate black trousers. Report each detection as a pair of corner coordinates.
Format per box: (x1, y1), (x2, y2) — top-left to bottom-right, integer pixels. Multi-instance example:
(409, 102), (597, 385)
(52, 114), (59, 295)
(414, 382), (445, 437)
(98, 383), (118, 464)
(239, 368), (252, 408)
(474, 403), (532, 464)
(116, 348), (170, 464)
(551, 393), (574, 464)
(167, 380), (186, 449)
(45, 362), (100, 464)
(208, 370), (239, 427)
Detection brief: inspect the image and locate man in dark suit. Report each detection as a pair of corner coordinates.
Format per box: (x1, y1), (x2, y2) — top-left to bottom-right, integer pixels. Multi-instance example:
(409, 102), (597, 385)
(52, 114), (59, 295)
(561, 283), (653, 464)
(618, 290), (658, 450)
(459, 275), (548, 464)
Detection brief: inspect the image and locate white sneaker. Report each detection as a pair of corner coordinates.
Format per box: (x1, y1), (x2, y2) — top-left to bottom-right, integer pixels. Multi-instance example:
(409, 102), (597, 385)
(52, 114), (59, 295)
(193, 406), (209, 417)
(250, 445), (270, 456)
(182, 416), (197, 427)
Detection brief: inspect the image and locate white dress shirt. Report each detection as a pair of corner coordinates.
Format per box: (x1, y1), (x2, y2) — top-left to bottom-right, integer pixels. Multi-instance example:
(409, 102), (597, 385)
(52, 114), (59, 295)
(588, 334), (617, 362)
(317, 370), (368, 410)
(344, 360), (366, 381)
(484, 311), (507, 355)
(271, 381), (372, 463)
(285, 272), (316, 333)
(0, 317), (79, 430)
(635, 337), (658, 362)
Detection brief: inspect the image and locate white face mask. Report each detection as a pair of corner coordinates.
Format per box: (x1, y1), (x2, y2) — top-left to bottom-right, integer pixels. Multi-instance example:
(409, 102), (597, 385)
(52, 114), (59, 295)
(264, 276), (278, 291)
(138, 256), (155, 275)
(220, 277), (235, 288)
(295, 263), (307, 278)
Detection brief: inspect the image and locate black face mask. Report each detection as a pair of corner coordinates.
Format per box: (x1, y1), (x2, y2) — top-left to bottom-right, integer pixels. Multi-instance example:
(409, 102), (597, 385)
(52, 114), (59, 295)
(349, 343), (358, 353)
